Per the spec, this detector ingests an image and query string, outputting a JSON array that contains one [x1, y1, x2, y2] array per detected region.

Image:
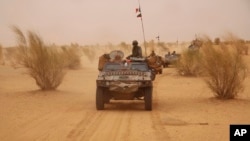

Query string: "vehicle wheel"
[[104, 92, 111, 104], [144, 87, 152, 111], [96, 86, 104, 110]]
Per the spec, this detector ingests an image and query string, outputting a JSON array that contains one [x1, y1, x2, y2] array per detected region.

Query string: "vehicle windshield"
[[104, 62, 149, 71], [130, 63, 148, 71], [104, 63, 123, 71]]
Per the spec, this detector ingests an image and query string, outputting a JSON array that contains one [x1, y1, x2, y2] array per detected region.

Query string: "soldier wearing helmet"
[[131, 40, 142, 58], [149, 50, 156, 57]]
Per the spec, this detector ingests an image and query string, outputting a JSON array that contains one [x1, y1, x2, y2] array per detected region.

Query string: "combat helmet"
[[132, 40, 138, 46]]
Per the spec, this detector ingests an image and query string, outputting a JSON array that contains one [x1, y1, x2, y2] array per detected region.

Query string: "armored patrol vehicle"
[[96, 50, 155, 110]]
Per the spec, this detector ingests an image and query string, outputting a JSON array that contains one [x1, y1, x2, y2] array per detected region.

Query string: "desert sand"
[[0, 47, 250, 141]]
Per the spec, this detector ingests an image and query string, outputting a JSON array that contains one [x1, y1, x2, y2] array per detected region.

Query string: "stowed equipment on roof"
[[98, 50, 163, 75], [98, 50, 125, 71], [145, 50, 164, 74], [98, 50, 145, 71]]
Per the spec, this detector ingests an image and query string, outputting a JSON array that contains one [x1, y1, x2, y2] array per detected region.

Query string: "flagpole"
[[137, 0, 147, 56]]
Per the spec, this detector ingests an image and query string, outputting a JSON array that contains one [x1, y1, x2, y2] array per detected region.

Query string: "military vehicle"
[[96, 50, 155, 110], [164, 52, 181, 67]]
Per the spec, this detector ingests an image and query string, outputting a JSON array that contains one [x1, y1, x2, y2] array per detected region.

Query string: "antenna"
[[137, 0, 147, 56]]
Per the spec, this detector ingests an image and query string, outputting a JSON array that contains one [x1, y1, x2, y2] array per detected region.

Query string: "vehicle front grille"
[[105, 71, 144, 76]]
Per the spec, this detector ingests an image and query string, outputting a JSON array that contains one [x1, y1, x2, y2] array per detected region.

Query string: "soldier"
[[131, 40, 142, 58], [171, 51, 176, 55], [126, 40, 143, 59], [149, 50, 156, 57]]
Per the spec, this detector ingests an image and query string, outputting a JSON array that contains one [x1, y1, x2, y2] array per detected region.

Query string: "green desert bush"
[[201, 41, 247, 99], [176, 49, 203, 76], [12, 26, 66, 90]]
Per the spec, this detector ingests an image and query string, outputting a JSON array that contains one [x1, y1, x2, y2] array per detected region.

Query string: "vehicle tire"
[[96, 86, 104, 110], [144, 87, 152, 111], [104, 92, 110, 104]]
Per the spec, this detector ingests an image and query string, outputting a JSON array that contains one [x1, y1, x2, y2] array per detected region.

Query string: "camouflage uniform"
[[131, 40, 142, 58]]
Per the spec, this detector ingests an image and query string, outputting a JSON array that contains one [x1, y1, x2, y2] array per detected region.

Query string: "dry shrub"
[[0, 44, 3, 65], [82, 47, 96, 62], [4, 47, 22, 68], [12, 26, 66, 90], [176, 49, 203, 76], [4, 47, 17, 60], [214, 37, 220, 45], [61, 46, 81, 69], [119, 42, 130, 54], [234, 39, 248, 55], [223, 33, 248, 55], [158, 46, 170, 53], [201, 40, 247, 99]]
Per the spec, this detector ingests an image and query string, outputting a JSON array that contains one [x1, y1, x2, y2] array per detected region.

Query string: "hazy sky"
[[0, 0, 250, 46]]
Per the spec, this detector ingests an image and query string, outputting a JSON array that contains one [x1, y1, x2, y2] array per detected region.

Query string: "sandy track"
[[1, 63, 250, 141], [0, 66, 170, 141], [65, 72, 169, 141]]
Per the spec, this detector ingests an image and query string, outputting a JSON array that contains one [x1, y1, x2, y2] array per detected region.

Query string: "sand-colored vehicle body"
[[96, 51, 154, 110]]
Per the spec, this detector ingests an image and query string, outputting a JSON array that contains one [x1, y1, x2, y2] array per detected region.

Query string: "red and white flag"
[[136, 8, 142, 18]]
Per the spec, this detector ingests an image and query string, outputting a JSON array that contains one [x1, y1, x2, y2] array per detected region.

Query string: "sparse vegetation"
[[222, 33, 248, 55], [82, 47, 96, 62], [214, 37, 220, 45], [61, 46, 81, 69], [176, 34, 248, 99], [4, 47, 20, 68], [176, 49, 203, 76], [0, 44, 3, 65], [201, 38, 247, 99], [12, 26, 66, 90], [119, 42, 130, 54], [157, 42, 170, 52]]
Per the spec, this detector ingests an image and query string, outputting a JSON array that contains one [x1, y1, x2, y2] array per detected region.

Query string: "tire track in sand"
[[1, 102, 93, 141], [67, 74, 170, 141], [66, 110, 104, 141], [67, 110, 133, 141], [150, 74, 170, 140]]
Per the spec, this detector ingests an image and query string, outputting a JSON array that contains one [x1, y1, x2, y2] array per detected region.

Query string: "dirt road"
[[1, 65, 250, 141]]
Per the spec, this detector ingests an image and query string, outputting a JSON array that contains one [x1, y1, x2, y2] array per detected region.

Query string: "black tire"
[[104, 92, 110, 104], [96, 86, 104, 110], [144, 87, 152, 111]]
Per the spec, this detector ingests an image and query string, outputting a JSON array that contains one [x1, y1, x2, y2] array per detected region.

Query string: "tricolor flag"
[[136, 8, 142, 18]]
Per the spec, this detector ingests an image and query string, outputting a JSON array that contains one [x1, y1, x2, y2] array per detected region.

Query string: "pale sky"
[[0, 0, 250, 46]]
